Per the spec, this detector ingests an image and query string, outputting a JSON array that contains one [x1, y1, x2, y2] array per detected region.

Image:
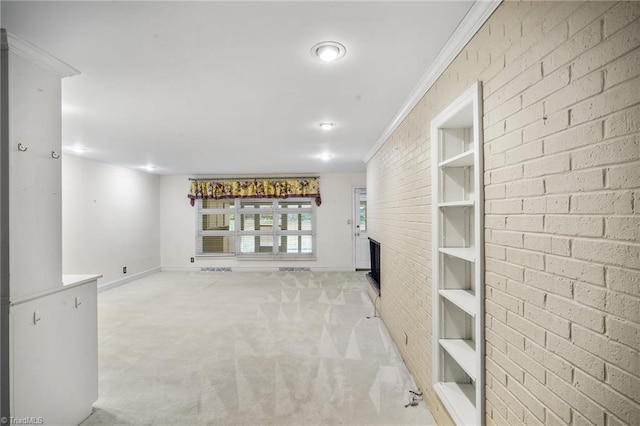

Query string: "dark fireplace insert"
[[366, 238, 381, 295]]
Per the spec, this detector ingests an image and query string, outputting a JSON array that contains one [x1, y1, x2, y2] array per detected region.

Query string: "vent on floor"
[[279, 267, 311, 272], [200, 267, 232, 272]]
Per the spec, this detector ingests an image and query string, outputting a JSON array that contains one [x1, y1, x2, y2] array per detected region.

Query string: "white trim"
[[363, 0, 500, 163], [161, 266, 355, 273], [4, 31, 80, 78], [97, 267, 161, 293]]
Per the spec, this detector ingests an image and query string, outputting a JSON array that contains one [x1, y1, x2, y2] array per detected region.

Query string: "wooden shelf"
[[439, 200, 474, 208], [439, 289, 476, 316], [439, 150, 474, 168], [434, 382, 476, 426], [439, 339, 477, 380], [439, 247, 475, 262]]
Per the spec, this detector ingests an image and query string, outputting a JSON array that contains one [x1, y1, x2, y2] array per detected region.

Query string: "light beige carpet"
[[80, 271, 434, 425]]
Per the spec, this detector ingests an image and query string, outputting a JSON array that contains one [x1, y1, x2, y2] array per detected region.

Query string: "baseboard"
[[97, 267, 161, 293], [161, 265, 356, 273]]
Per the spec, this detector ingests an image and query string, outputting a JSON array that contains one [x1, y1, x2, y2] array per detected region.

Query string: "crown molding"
[[364, 0, 501, 163], [1, 29, 80, 78]]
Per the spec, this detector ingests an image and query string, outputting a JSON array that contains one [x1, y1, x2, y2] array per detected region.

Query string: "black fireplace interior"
[[367, 238, 381, 295]]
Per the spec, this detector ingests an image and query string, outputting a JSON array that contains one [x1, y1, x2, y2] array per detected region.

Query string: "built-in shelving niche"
[[431, 81, 484, 426]]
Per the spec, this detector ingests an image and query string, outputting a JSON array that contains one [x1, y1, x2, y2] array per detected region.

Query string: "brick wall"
[[366, 2, 640, 425]]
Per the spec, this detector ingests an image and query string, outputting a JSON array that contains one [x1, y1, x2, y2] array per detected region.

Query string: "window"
[[196, 198, 315, 258]]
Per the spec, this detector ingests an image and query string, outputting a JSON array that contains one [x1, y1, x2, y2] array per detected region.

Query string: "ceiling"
[[1, 1, 475, 176]]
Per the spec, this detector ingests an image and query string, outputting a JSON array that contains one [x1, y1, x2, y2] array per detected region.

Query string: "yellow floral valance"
[[188, 177, 321, 206]]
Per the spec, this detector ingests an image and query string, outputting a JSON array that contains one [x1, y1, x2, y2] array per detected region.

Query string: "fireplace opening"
[[366, 238, 381, 295]]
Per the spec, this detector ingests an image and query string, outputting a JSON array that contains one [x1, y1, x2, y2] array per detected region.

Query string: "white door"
[[354, 188, 370, 270]]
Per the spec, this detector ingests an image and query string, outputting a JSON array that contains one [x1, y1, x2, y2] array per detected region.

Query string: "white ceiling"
[[1, 1, 475, 175]]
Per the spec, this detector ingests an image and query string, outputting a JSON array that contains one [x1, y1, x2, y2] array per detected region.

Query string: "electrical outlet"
[[405, 332, 408, 345], [190, 257, 195, 263], [123, 266, 127, 274]]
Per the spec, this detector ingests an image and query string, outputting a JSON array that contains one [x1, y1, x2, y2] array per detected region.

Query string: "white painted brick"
[[606, 316, 640, 350], [507, 310, 546, 346], [486, 298, 508, 323], [506, 343, 546, 384], [522, 197, 546, 214], [506, 370, 547, 422], [573, 282, 607, 311], [551, 237, 571, 257], [604, 47, 640, 90], [542, 2, 581, 35], [524, 233, 552, 253], [525, 340, 574, 383], [485, 152, 506, 170], [485, 184, 506, 200], [606, 266, 640, 297], [607, 162, 640, 189], [523, 66, 570, 107], [570, 75, 640, 126], [506, 102, 545, 134], [545, 69, 603, 114], [543, 120, 603, 155], [505, 178, 545, 197], [547, 195, 570, 213], [605, 216, 640, 243], [570, 191, 634, 214], [506, 247, 545, 271], [604, 1, 640, 37], [486, 94, 522, 126], [545, 169, 604, 194], [525, 269, 573, 298], [545, 215, 603, 237], [508, 280, 546, 307], [546, 333, 606, 381], [524, 153, 571, 178], [491, 164, 524, 184], [572, 135, 640, 169], [607, 364, 640, 405], [573, 238, 640, 269], [491, 316, 525, 351], [605, 104, 640, 139], [505, 140, 544, 165], [487, 328, 508, 355], [485, 215, 506, 230], [488, 230, 524, 248], [486, 243, 506, 261], [543, 18, 600, 74], [546, 294, 605, 333], [574, 370, 640, 426], [525, 374, 572, 424], [490, 371, 526, 421], [491, 343, 525, 383], [567, 2, 612, 37], [488, 129, 523, 153], [505, 215, 544, 232], [491, 287, 525, 314], [546, 254, 605, 286], [572, 12, 638, 79], [572, 325, 640, 377], [606, 291, 640, 324], [547, 372, 606, 426], [522, 109, 569, 144], [525, 303, 571, 339]]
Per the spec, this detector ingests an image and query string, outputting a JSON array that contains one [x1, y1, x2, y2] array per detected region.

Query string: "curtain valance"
[[188, 177, 321, 206]]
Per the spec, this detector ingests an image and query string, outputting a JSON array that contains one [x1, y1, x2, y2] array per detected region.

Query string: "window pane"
[[202, 214, 235, 231], [359, 195, 367, 232], [278, 200, 311, 209], [278, 213, 312, 231], [202, 199, 234, 210], [240, 235, 274, 254], [278, 235, 313, 254], [240, 214, 273, 231], [240, 200, 272, 209], [202, 236, 235, 254]]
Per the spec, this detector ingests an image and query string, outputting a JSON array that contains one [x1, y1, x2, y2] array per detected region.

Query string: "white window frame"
[[195, 198, 316, 259]]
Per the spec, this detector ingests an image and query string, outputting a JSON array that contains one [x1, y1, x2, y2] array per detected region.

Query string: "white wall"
[[62, 155, 161, 286], [160, 173, 366, 270]]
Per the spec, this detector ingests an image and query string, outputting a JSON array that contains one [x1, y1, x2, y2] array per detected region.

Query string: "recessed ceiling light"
[[319, 122, 335, 131], [143, 165, 157, 172], [319, 153, 332, 161], [70, 145, 87, 154], [311, 41, 346, 62]]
